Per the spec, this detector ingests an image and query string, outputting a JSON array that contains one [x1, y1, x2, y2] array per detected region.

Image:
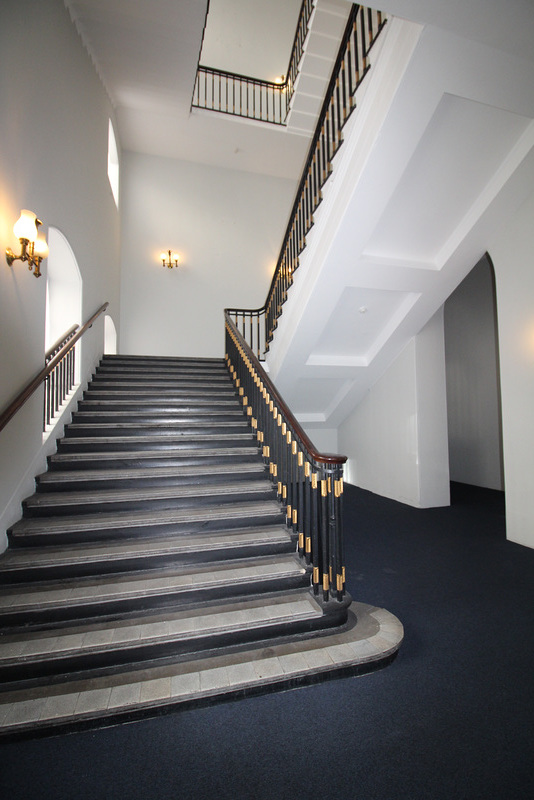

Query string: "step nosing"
[[10, 501, 284, 534]]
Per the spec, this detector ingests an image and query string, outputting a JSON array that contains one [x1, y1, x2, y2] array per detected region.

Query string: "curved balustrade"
[[0, 303, 109, 434], [225, 311, 348, 604], [229, 4, 386, 360]]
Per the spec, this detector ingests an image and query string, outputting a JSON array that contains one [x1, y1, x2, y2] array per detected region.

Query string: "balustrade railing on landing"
[[0, 303, 109, 435], [225, 312, 348, 606], [192, 0, 314, 125], [227, 4, 386, 360]]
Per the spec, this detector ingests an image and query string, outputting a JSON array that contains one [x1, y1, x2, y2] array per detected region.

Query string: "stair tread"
[[10, 500, 284, 535], [73, 411, 245, 419], [66, 421, 249, 431], [0, 526, 292, 570], [59, 433, 254, 444], [0, 556, 306, 611], [50, 446, 259, 462], [78, 400, 241, 407], [38, 462, 265, 485], [25, 480, 274, 509], [0, 593, 320, 664]]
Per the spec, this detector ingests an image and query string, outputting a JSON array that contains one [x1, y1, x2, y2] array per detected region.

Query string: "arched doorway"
[[444, 254, 504, 491], [104, 314, 117, 355]]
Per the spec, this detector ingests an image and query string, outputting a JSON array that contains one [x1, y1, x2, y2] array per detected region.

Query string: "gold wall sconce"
[[6, 209, 49, 278], [160, 250, 179, 269]]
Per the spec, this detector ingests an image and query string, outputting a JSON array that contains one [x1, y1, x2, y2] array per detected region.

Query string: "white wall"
[[120, 151, 294, 358], [444, 255, 504, 490], [338, 310, 450, 508], [491, 186, 534, 549], [0, 0, 121, 547]]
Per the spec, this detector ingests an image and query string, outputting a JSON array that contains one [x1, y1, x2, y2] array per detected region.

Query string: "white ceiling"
[[200, 0, 303, 81], [65, 0, 312, 179]]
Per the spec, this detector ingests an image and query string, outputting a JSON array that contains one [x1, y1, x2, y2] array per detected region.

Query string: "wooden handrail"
[[45, 325, 79, 361], [0, 302, 109, 434], [225, 311, 346, 466]]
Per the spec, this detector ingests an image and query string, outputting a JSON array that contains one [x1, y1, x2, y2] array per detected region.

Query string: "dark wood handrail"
[[0, 302, 109, 434], [45, 325, 79, 361], [225, 311, 346, 466]]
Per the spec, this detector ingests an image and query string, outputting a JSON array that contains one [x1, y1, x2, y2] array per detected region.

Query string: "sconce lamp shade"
[[13, 210, 38, 243], [33, 231, 49, 260]]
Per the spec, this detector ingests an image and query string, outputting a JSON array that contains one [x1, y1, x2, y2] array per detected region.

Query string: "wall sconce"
[[5, 209, 49, 278], [160, 250, 179, 269]]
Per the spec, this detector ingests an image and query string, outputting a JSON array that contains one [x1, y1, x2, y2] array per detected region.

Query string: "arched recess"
[[45, 226, 83, 382], [444, 253, 504, 491], [104, 314, 117, 355]]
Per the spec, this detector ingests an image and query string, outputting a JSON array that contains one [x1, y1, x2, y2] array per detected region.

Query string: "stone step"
[[47, 446, 261, 471], [71, 410, 245, 424], [92, 371, 233, 384], [63, 420, 251, 438], [56, 432, 256, 453], [0, 525, 295, 582], [86, 379, 235, 391], [9, 500, 286, 546], [0, 602, 402, 739], [83, 387, 238, 400], [101, 355, 226, 367], [77, 398, 242, 412], [23, 480, 276, 518], [36, 461, 267, 492], [0, 592, 322, 687], [0, 555, 309, 629]]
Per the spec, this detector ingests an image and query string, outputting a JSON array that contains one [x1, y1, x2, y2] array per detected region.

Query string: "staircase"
[[0, 355, 403, 736]]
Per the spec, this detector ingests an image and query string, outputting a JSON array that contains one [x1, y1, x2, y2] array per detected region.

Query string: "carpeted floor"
[[1, 482, 533, 800]]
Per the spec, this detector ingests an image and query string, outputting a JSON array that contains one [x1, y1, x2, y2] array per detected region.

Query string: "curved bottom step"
[[0, 602, 403, 740]]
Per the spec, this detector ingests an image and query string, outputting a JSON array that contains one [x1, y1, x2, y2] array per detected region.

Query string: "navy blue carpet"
[[1, 482, 533, 799]]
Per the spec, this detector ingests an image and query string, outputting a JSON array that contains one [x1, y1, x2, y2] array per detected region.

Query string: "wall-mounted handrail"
[[0, 302, 109, 434], [45, 325, 79, 361], [225, 311, 347, 604], [228, 4, 386, 360]]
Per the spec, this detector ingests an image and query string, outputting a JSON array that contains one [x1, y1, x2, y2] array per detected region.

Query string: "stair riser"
[[0, 573, 310, 631], [47, 451, 262, 471], [0, 540, 297, 584], [71, 413, 245, 424], [86, 381, 236, 390], [36, 469, 267, 493], [56, 437, 255, 453], [92, 376, 233, 387], [78, 402, 241, 413], [0, 613, 330, 689], [86, 381, 235, 392], [102, 355, 225, 364], [23, 488, 277, 518], [9, 510, 287, 547], [63, 423, 251, 438]]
